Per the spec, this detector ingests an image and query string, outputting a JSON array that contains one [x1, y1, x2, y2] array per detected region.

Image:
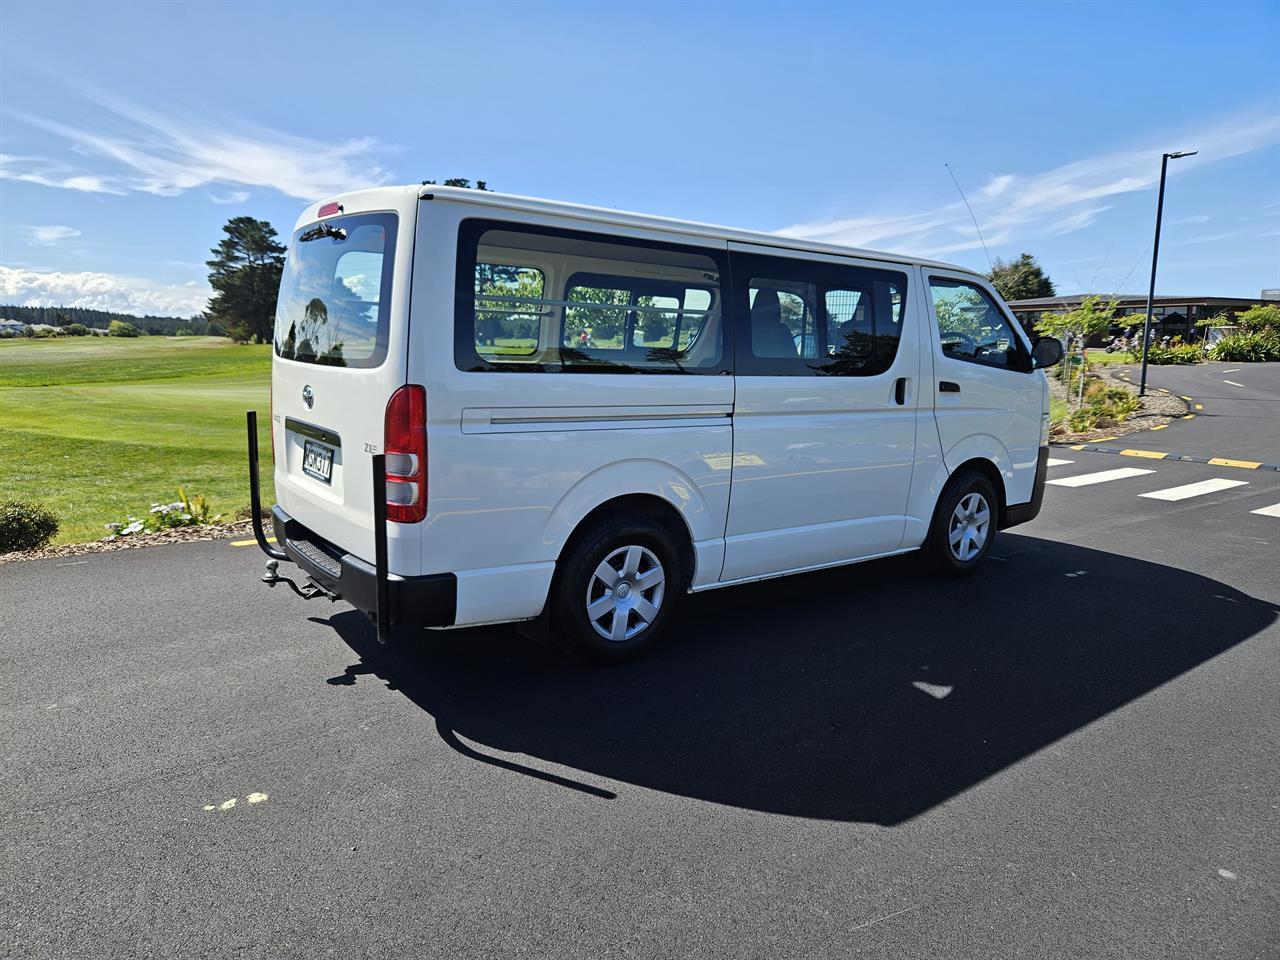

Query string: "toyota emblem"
[[302, 384, 314, 408]]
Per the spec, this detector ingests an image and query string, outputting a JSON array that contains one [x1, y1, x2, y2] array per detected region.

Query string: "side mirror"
[[1031, 336, 1064, 370]]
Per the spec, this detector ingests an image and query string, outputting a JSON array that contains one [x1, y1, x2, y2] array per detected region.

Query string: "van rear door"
[[270, 198, 414, 564]]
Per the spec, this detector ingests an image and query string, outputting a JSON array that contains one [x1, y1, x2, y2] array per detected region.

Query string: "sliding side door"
[[720, 244, 922, 582]]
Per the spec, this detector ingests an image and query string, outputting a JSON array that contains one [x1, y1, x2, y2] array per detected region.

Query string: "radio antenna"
[[945, 162, 993, 271]]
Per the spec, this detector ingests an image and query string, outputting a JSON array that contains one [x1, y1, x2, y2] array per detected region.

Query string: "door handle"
[[894, 377, 907, 405], [939, 381, 961, 393]]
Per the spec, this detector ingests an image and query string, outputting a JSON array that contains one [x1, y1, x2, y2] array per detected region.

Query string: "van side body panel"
[[410, 200, 733, 626]]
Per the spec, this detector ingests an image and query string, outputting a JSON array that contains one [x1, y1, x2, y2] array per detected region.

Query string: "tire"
[[925, 469, 998, 577], [549, 513, 684, 664]]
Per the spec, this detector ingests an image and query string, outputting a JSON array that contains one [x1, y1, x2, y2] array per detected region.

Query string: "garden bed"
[[0, 518, 258, 565], [1048, 366, 1187, 443]]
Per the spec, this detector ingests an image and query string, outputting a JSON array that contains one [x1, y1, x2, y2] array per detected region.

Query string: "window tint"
[[474, 263, 545, 357], [274, 212, 396, 368], [736, 254, 907, 376], [929, 278, 1027, 370], [457, 221, 725, 374]]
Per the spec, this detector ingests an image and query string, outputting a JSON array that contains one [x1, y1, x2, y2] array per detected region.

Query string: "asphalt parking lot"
[[4, 374, 1278, 960]]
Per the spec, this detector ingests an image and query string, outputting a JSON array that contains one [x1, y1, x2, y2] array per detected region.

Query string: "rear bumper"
[[270, 505, 457, 627], [1001, 446, 1049, 529]]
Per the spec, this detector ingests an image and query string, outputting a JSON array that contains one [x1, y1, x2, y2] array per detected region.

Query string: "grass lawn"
[[1, 337, 274, 545], [1084, 349, 1134, 365]]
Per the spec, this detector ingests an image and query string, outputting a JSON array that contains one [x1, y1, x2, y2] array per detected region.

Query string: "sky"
[[1, 0, 1278, 318]]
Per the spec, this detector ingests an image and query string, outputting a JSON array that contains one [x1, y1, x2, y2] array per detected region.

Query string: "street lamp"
[[1139, 149, 1198, 396]]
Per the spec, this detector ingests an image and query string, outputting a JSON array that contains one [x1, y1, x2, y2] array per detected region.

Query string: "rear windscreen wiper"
[[299, 223, 347, 243]]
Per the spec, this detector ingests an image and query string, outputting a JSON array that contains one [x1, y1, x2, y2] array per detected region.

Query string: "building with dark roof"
[[1008, 293, 1276, 341]]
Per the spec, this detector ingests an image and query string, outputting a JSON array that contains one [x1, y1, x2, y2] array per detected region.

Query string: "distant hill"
[[0, 304, 224, 337]]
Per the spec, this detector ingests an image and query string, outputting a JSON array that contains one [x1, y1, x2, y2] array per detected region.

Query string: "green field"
[[0, 337, 274, 545]]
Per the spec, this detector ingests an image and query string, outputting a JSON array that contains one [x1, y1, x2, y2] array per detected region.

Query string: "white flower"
[[122, 520, 144, 535]]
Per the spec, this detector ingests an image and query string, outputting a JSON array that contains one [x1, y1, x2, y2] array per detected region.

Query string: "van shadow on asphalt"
[[318, 533, 1277, 826]]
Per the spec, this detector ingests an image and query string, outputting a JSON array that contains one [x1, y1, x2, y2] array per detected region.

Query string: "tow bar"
[[247, 410, 394, 644]]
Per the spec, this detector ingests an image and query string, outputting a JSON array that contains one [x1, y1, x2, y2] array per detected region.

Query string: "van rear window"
[[274, 212, 397, 367], [457, 220, 726, 374]]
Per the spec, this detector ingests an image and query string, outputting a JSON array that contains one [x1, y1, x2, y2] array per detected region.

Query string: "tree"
[[108, 319, 141, 337], [205, 217, 286, 343], [1235, 303, 1280, 331], [987, 253, 1055, 302], [1036, 296, 1116, 386]]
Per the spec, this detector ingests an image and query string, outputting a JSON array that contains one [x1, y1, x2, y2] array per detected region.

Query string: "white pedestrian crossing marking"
[[1140, 478, 1249, 501], [1045, 458, 1074, 467], [1251, 502, 1280, 518], [1046, 467, 1155, 487]]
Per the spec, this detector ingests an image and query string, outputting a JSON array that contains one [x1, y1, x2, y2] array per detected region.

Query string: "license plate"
[[302, 439, 334, 484]]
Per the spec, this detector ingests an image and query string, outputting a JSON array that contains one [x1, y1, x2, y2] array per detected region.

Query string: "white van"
[[249, 185, 1062, 661]]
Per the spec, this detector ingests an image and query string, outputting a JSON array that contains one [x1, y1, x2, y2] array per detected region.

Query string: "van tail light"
[[383, 385, 427, 523]]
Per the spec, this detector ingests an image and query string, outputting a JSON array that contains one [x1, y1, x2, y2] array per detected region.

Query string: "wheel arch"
[[543, 460, 705, 585], [943, 456, 1007, 525]]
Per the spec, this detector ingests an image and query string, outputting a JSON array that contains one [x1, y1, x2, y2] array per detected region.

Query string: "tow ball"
[[261, 559, 335, 601]]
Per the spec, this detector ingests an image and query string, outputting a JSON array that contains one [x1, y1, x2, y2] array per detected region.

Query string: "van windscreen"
[[274, 212, 397, 367]]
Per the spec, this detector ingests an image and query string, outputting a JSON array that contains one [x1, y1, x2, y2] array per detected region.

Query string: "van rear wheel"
[[550, 514, 683, 663], [926, 470, 997, 576]]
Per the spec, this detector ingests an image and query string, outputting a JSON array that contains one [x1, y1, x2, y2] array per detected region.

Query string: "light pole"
[[1139, 149, 1197, 396]]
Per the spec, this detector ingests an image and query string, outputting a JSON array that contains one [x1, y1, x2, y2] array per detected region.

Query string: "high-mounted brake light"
[[383, 385, 427, 523], [317, 201, 343, 218]]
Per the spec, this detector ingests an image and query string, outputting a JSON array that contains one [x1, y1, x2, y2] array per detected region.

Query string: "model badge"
[[302, 384, 314, 408]]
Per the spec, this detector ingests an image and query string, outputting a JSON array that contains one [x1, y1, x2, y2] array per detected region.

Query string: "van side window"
[[474, 263, 546, 357], [929, 278, 1028, 370], [456, 220, 726, 374], [733, 253, 907, 377]]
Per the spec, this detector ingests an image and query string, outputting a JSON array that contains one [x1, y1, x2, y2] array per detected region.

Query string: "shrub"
[[108, 319, 141, 337], [1067, 409, 1098, 432], [1209, 330, 1280, 363], [1143, 342, 1201, 365], [66, 323, 90, 336], [0, 500, 60, 552]]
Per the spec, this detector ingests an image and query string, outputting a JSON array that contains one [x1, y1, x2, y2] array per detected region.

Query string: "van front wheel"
[[550, 515, 682, 663], [926, 471, 998, 576]]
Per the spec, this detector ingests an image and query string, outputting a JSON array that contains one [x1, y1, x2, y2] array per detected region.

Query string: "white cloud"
[[3, 83, 390, 201], [1172, 232, 1238, 246], [1170, 214, 1211, 225], [779, 110, 1280, 260], [0, 265, 210, 317], [28, 225, 82, 245], [0, 153, 122, 193], [209, 190, 250, 205]]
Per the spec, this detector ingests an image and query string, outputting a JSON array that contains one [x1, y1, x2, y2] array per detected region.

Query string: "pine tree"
[[205, 217, 286, 343]]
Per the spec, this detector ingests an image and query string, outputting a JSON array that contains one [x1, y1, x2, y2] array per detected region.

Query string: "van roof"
[[410, 184, 977, 276]]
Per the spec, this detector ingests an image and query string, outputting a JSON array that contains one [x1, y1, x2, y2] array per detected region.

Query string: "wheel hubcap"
[[948, 492, 991, 562], [586, 545, 665, 642]]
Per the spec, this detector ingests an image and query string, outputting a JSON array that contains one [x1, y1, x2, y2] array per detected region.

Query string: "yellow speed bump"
[[1195, 403, 1204, 410], [1120, 449, 1168, 459], [1207, 458, 1261, 470], [1182, 413, 1197, 420], [231, 537, 276, 547], [1150, 424, 1169, 430]]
